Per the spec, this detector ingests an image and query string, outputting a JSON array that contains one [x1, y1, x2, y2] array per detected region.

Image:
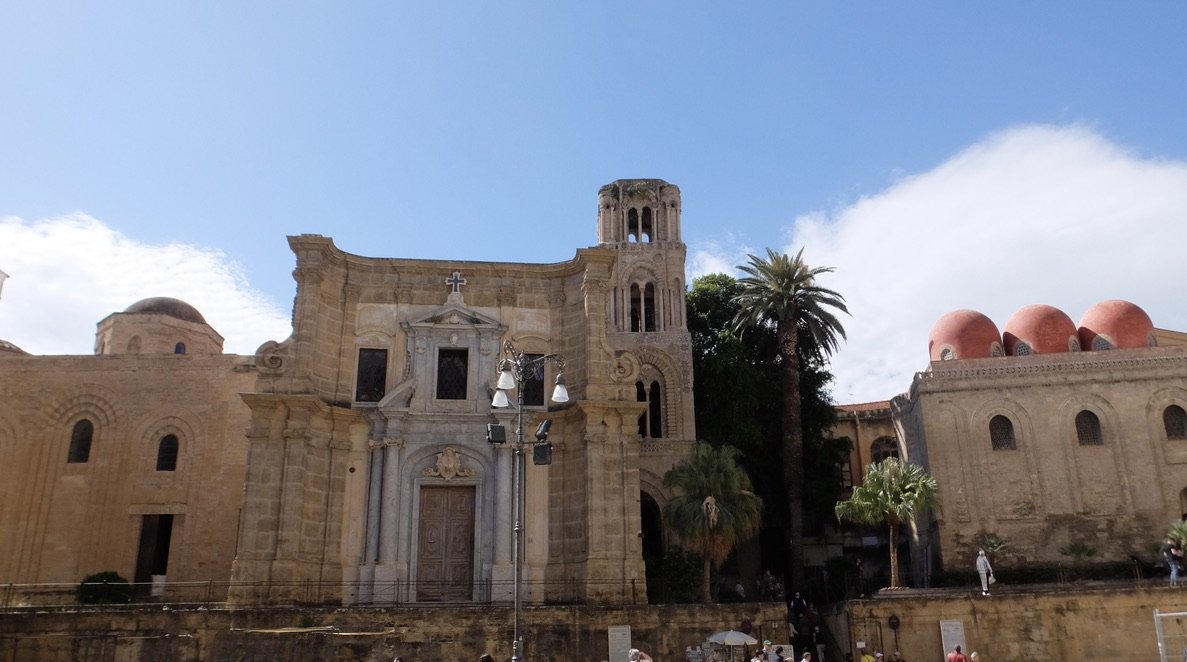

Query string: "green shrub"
[[77, 571, 133, 604]]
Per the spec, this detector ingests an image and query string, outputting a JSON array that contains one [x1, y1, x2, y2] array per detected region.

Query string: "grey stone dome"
[[124, 297, 207, 324]]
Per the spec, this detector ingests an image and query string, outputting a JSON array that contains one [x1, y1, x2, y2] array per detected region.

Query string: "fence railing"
[[0, 576, 655, 609]]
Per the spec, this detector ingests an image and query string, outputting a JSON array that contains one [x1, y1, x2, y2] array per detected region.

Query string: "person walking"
[[975, 550, 994, 595], [630, 648, 654, 662], [1164, 537, 1183, 587], [946, 645, 967, 662]]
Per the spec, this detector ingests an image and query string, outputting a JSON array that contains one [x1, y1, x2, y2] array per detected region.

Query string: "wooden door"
[[417, 485, 475, 601]]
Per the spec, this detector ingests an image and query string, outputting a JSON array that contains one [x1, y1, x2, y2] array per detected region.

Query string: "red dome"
[[1078, 299, 1155, 350], [1003, 304, 1079, 355], [928, 309, 1003, 361]]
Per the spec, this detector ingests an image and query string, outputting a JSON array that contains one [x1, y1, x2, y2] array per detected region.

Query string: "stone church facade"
[[891, 300, 1187, 575], [229, 179, 697, 605]]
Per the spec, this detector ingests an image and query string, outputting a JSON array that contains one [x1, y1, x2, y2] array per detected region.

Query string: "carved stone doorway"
[[417, 485, 475, 602]]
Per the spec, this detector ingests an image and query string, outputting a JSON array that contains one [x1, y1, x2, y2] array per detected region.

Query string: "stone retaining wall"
[[0, 602, 788, 661]]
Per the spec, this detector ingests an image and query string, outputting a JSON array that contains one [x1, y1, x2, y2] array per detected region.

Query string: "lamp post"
[[491, 339, 568, 662]]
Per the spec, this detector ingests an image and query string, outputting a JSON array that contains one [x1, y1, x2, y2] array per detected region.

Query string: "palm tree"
[[834, 457, 940, 589], [664, 442, 764, 603], [732, 248, 848, 587]]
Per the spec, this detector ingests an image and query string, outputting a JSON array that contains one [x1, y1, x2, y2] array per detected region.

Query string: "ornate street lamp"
[[490, 339, 568, 662]]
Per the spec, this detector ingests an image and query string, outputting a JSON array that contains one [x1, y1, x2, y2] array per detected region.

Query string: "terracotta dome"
[[928, 309, 1003, 361], [1078, 299, 1155, 350], [1003, 304, 1079, 356], [124, 297, 206, 324]]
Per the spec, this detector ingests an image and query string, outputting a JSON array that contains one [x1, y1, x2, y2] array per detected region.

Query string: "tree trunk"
[[888, 520, 900, 589], [702, 556, 713, 604], [778, 318, 806, 590]]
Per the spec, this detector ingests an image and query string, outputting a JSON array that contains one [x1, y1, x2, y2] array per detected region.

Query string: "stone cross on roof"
[[446, 271, 466, 293], [445, 270, 466, 305]]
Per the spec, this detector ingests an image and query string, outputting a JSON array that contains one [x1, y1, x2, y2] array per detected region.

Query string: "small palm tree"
[[835, 457, 940, 589], [664, 443, 764, 603], [1168, 520, 1187, 547], [732, 248, 848, 588]]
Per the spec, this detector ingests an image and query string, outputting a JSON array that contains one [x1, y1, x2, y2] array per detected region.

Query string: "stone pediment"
[[406, 303, 502, 330]]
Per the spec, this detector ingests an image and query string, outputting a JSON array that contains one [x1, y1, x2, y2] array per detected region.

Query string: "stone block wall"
[[0, 602, 787, 662]]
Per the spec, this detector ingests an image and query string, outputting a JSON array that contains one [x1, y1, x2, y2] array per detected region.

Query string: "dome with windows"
[[124, 297, 207, 324], [1002, 304, 1079, 355], [928, 309, 1003, 361], [1078, 299, 1156, 350]]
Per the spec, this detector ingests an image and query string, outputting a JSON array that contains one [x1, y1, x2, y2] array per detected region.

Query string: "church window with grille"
[[355, 348, 389, 402], [871, 436, 899, 463], [1075, 410, 1103, 445], [989, 415, 1016, 450], [1165, 405, 1187, 441], [1013, 341, 1032, 356], [436, 348, 468, 400], [156, 434, 179, 471], [68, 419, 93, 463], [636, 380, 663, 438]]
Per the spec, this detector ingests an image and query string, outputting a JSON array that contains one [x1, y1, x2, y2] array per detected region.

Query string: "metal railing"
[[0, 577, 653, 609]]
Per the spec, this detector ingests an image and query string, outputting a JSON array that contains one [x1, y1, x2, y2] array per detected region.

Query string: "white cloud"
[[0, 213, 292, 356], [690, 124, 1187, 404]]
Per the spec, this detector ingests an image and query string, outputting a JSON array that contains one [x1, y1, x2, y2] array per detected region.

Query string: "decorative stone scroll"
[[422, 447, 475, 480]]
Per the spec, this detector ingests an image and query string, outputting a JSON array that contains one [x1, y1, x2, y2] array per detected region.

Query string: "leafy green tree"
[[732, 248, 849, 587], [835, 458, 940, 589], [663, 442, 764, 602]]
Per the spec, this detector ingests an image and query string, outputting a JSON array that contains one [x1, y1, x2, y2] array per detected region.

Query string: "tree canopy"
[[663, 442, 764, 602], [835, 457, 940, 589]]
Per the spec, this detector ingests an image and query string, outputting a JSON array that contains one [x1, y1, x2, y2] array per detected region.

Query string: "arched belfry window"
[[629, 282, 658, 333], [156, 434, 179, 471], [636, 380, 663, 439], [640, 207, 653, 242], [1075, 410, 1103, 445], [627, 208, 640, 243], [1165, 405, 1187, 441], [871, 437, 899, 463], [989, 415, 1016, 450], [68, 419, 93, 463]]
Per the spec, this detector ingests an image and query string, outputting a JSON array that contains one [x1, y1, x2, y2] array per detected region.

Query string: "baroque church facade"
[[230, 178, 696, 605]]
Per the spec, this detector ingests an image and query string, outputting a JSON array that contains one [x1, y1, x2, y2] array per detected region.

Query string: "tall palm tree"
[[732, 248, 848, 588], [664, 442, 764, 603], [835, 457, 941, 589]]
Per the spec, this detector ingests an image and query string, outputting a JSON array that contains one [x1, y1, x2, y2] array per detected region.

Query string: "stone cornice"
[[913, 347, 1187, 393]]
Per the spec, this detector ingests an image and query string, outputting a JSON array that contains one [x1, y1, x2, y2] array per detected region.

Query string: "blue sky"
[[3, 3, 1187, 403]]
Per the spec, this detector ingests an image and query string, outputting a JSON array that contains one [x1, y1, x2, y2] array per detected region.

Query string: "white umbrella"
[[707, 630, 758, 646]]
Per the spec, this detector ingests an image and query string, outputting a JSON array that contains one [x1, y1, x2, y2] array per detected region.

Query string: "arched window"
[[1075, 410, 1103, 445], [627, 208, 640, 243], [939, 347, 955, 361], [174, 342, 186, 354], [640, 207, 653, 242], [989, 415, 1016, 450], [1013, 342, 1032, 356], [636, 380, 663, 439], [1092, 336, 1113, 351], [630, 284, 642, 332], [68, 419, 93, 463], [1165, 405, 1187, 441], [643, 283, 657, 332], [871, 437, 899, 463], [156, 434, 179, 471]]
